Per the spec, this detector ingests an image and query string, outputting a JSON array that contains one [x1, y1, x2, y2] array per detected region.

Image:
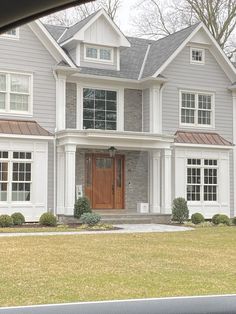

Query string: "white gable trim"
[[29, 21, 76, 68], [153, 22, 236, 82], [61, 9, 130, 48]]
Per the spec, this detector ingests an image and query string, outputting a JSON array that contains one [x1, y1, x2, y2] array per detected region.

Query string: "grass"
[[0, 227, 235, 306]]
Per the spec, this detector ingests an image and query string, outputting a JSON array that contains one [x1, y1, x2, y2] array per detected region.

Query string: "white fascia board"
[[153, 22, 236, 82], [61, 9, 130, 48], [173, 143, 233, 150], [29, 20, 76, 68], [0, 134, 53, 140]]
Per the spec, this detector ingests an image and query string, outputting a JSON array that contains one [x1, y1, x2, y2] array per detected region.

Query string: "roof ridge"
[[65, 9, 100, 31]]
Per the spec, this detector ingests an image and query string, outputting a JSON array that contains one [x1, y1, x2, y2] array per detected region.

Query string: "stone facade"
[[124, 89, 142, 132], [66, 82, 77, 129], [75, 149, 149, 211]]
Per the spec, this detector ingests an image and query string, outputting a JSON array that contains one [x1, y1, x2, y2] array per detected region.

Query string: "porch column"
[[56, 73, 66, 131], [56, 146, 65, 215], [64, 144, 76, 216], [161, 148, 172, 214], [149, 150, 161, 213]]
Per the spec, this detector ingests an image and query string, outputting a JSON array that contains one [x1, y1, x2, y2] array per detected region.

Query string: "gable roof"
[[175, 131, 232, 146], [141, 23, 200, 79], [58, 10, 98, 44]]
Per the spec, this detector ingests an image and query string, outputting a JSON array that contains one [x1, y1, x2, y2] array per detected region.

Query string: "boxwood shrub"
[[172, 197, 189, 223], [80, 212, 101, 226], [11, 212, 25, 226], [0, 215, 13, 227], [74, 197, 92, 218], [212, 214, 230, 226], [191, 213, 205, 225], [39, 212, 57, 226]]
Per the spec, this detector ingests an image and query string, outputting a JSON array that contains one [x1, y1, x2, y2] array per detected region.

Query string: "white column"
[[149, 150, 161, 213], [161, 148, 172, 214], [64, 144, 76, 216], [56, 73, 66, 131], [56, 146, 65, 215], [233, 91, 236, 215], [149, 84, 162, 134]]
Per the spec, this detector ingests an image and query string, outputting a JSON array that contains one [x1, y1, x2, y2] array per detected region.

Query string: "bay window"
[[0, 72, 32, 114], [187, 158, 218, 202], [0, 151, 32, 202], [180, 91, 214, 127], [83, 88, 117, 130]]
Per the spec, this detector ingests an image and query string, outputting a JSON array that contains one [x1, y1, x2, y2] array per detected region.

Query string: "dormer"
[[59, 9, 130, 71]]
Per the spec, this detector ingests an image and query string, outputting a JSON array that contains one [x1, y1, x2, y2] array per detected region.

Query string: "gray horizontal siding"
[[162, 45, 234, 214], [0, 24, 58, 210]]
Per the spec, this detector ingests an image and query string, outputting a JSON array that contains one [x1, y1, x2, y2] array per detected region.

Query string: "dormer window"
[[190, 48, 205, 64], [85, 45, 113, 63]]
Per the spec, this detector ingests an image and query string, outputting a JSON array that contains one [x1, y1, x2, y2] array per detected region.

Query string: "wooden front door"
[[85, 154, 124, 209]]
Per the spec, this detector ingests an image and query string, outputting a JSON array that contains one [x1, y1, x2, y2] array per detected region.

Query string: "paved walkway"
[[0, 224, 193, 237]]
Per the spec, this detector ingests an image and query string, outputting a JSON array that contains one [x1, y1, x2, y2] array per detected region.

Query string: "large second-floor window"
[[0, 72, 32, 114], [83, 88, 117, 130], [180, 91, 214, 127]]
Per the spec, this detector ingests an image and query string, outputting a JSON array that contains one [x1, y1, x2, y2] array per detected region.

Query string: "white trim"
[[57, 28, 68, 43], [138, 44, 151, 80], [190, 47, 205, 65], [233, 92, 236, 215], [29, 21, 76, 68], [0, 70, 33, 116], [0, 134, 52, 140], [0, 28, 19, 40], [60, 9, 130, 48], [84, 44, 114, 64], [179, 89, 215, 129], [173, 143, 232, 150], [152, 22, 236, 82]]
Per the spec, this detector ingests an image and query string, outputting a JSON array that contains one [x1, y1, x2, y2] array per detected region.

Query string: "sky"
[[116, 0, 138, 35]]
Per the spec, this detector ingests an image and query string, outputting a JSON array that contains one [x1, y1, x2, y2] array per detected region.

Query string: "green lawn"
[[0, 227, 235, 307]]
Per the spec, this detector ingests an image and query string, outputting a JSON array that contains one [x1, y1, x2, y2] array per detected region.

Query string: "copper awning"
[[175, 131, 232, 146]]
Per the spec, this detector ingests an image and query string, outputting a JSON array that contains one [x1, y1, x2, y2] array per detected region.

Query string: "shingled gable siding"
[[66, 82, 77, 129], [80, 43, 118, 71], [0, 24, 57, 211], [75, 149, 148, 211], [124, 89, 142, 132], [162, 45, 234, 215]]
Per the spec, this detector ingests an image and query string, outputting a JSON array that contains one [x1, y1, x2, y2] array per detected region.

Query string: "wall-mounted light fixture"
[[108, 146, 117, 157]]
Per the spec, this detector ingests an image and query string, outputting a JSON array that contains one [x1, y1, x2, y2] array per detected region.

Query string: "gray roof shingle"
[[44, 24, 67, 41]]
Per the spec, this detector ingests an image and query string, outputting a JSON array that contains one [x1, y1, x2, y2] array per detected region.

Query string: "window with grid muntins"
[[180, 92, 213, 127], [83, 88, 117, 131], [191, 49, 203, 62], [0, 72, 31, 113], [0, 151, 32, 202], [186, 158, 218, 202]]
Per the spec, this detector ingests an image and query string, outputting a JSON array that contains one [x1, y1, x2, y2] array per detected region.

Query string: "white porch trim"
[[64, 144, 76, 215], [149, 150, 161, 213]]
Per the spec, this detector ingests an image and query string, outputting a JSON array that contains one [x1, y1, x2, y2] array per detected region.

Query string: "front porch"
[[56, 129, 174, 220]]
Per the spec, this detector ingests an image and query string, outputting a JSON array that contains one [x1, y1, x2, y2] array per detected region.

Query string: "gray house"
[[0, 9, 235, 221]]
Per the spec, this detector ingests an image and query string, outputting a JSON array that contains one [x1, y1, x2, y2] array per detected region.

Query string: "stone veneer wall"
[[75, 149, 149, 211], [66, 82, 77, 129], [124, 89, 143, 132]]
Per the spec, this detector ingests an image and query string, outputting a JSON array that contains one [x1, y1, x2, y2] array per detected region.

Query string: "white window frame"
[[0, 151, 33, 204], [0, 28, 19, 40], [0, 70, 33, 116], [186, 158, 218, 204], [84, 44, 114, 64], [81, 86, 118, 131], [190, 47, 205, 65], [179, 90, 215, 129]]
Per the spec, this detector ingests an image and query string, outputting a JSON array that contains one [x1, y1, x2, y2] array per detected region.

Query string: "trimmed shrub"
[[212, 214, 230, 226], [74, 197, 91, 219], [0, 215, 13, 227], [39, 212, 57, 226], [80, 212, 101, 226], [191, 213, 205, 225], [11, 212, 25, 226], [172, 197, 189, 223], [232, 217, 236, 225], [212, 214, 220, 225]]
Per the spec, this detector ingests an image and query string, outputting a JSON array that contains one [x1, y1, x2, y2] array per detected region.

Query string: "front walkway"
[[0, 224, 193, 237]]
